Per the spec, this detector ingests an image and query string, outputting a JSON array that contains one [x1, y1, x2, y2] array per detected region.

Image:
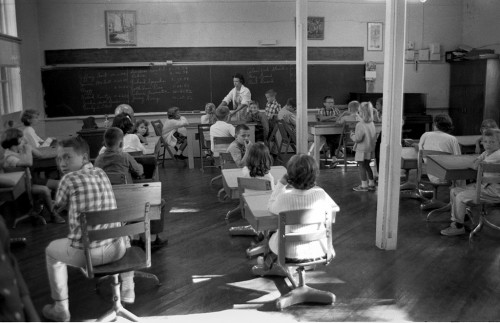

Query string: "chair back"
[[106, 172, 128, 185], [276, 208, 334, 268], [475, 162, 500, 203], [133, 155, 159, 182], [417, 149, 451, 182], [80, 182, 161, 278], [237, 177, 272, 196], [279, 120, 296, 144], [219, 152, 238, 170], [151, 120, 163, 137], [213, 136, 234, 154], [198, 124, 212, 150]]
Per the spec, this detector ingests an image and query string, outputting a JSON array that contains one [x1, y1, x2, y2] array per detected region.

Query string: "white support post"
[[375, 0, 407, 250], [296, 0, 308, 154]]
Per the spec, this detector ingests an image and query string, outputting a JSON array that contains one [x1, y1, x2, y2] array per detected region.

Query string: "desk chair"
[[216, 153, 239, 201], [226, 177, 271, 236], [198, 124, 215, 172], [210, 136, 236, 188], [274, 208, 335, 310], [80, 188, 160, 321], [277, 120, 296, 160], [338, 121, 357, 170], [467, 162, 500, 243], [267, 122, 281, 163], [417, 150, 452, 212], [151, 120, 176, 168], [0, 167, 46, 228], [133, 155, 159, 183], [106, 172, 128, 185]]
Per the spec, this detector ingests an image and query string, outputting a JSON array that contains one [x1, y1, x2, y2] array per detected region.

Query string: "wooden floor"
[[9, 158, 500, 322]]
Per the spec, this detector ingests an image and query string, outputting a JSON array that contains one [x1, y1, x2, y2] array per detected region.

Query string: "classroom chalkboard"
[[42, 64, 365, 117]]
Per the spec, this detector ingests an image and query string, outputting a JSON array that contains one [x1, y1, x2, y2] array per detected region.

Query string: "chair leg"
[[469, 215, 485, 243], [97, 275, 139, 322], [229, 224, 258, 236], [275, 268, 335, 310], [211, 174, 222, 187], [426, 203, 451, 221], [225, 205, 241, 221]]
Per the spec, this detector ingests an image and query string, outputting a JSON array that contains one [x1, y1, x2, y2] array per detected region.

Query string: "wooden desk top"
[[426, 154, 478, 181], [401, 147, 418, 170], [186, 122, 257, 129], [144, 136, 160, 155], [242, 191, 277, 231], [113, 182, 162, 220]]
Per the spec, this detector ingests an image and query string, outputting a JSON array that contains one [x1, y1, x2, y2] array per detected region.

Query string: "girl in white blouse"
[[98, 113, 146, 155]]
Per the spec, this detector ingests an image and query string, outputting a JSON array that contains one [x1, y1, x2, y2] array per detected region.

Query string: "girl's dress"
[[352, 121, 376, 161]]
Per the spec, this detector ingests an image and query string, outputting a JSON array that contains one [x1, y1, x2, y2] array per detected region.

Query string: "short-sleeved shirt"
[[419, 131, 461, 183], [55, 163, 118, 249], [3, 150, 21, 168], [22, 126, 43, 148], [209, 121, 235, 154], [265, 100, 282, 119], [223, 85, 251, 109]]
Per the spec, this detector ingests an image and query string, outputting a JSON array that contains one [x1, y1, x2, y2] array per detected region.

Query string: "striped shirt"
[[55, 163, 117, 249]]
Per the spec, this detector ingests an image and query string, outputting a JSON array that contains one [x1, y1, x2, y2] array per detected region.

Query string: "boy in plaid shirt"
[[43, 137, 134, 322]]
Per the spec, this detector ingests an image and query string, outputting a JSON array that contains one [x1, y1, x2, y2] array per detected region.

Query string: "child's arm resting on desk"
[[267, 175, 288, 214]]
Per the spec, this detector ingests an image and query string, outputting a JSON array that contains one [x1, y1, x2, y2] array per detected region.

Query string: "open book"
[[40, 137, 53, 148]]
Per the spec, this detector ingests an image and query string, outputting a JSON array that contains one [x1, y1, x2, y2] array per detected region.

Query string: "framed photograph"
[[307, 17, 324, 40], [367, 22, 383, 51], [105, 10, 137, 46]]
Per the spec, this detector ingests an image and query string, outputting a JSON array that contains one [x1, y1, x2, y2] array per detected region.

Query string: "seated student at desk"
[[163, 107, 189, 160], [241, 142, 275, 189], [21, 109, 54, 148], [243, 101, 269, 143], [336, 100, 360, 125], [99, 112, 146, 155], [227, 124, 253, 168], [264, 89, 282, 121], [132, 119, 150, 145], [252, 154, 337, 276], [277, 97, 297, 133], [475, 119, 499, 154], [315, 96, 342, 167], [210, 105, 235, 155], [200, 103, 217, 125], [441, 128, 500, 236]]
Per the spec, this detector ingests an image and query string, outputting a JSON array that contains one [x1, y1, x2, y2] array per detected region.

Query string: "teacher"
[[220, 73, 251, 121]]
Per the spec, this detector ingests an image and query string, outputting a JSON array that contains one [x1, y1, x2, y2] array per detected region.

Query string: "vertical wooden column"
[[375, 0, 407, 250], [296, 0, 308, 154]]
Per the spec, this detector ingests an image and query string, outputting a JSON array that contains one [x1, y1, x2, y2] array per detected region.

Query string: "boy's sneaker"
[[353, 185, 369, 192], [121, 287, 135, 304], [440, 222, 465, 236], [42, 303, 70, 322]]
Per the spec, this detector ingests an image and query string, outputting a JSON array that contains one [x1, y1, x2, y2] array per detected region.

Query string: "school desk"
[[185, 122, 256, 169], [400, 147, 418, 191], [221, 166, 287, 200], [143, 136, 161, 156], [308, 122, 382, 168]]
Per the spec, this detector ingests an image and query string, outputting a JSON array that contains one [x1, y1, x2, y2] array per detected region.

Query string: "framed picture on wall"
[[105, 10, 137, 46], [367, 22, 383, 51], [294, 17, 325, 40]]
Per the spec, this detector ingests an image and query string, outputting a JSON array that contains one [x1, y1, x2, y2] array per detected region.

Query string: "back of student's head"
[[58, 136, 90, 157], [286, 98, 296, 109], [112, 112, 134, 134], [483, 128, 500, 142], [286, 154, 318, 190], [1, 128, 23, 149], [347, 101, 360, 113], [215, 105, 230, 121], [481, 119, 499, 130], [20, 109, 39, 126], [359, 102, 374, 123], [433, 114, 453, 133], [235, 124, 250, 136], [205, 103, 216, 114], [167, 107, 180, 119], [103, 127, 124, 148], [246, 142, 272, 177]]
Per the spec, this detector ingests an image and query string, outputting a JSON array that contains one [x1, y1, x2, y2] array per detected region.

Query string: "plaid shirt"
[[55, 163, 118, 249], [265, 100, 282, 119]]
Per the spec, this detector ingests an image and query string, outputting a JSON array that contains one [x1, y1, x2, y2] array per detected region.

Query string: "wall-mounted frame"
[[367, 22, 383, 51], [105, 10, 137, 46], [307, 17, 324, 40]]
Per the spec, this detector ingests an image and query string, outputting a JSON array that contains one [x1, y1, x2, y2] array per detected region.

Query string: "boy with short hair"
[[264, 89, 281, 120], [243, 101, 269, 143], [43, 137, 134, 322], [227, 124, 252, 168], [210, 105, 236, 155], [95, 127, 144, 184]]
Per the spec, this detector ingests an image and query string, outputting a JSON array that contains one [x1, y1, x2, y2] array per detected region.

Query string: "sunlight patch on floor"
[[170, 207, 200, 213], [191, 274, 223, 283]]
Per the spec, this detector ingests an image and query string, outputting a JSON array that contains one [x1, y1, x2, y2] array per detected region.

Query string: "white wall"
[[16, 0, 467, 132], [462, 0, 500, 53]]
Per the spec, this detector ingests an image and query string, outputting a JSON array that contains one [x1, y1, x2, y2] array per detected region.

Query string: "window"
[[0, 0, 21, 115]]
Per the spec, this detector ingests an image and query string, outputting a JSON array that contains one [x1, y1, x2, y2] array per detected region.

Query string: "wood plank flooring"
[[8, 159, 500, 321]]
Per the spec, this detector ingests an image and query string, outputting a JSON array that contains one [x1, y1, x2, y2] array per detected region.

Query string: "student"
[[316, 96, 342, 167], [99, 112, 146, 155], [243, 100, 269, 143], [418, 114, 461, 184], [351, 102, 377, 192], [221, 73, 251, 121], [162, 107, 189, 160], [21, 109, 53, 148], [227, 124, 252, 168], [475, 119, 499, 154], [336, 100, 360, 125], [133, 119, 150, 144], [1, 128, 65, 224], [94, 127, 144, 184], [43, 137, 134, 322], [200, 103, 217, 125], [373, 97, 383, 123], [277, 97, 297, 133], [209, 105, 235, 155], [241, 141, 275, 189], [95, 128, 168, 248], [441, 128, 500, 236], [264, 89, 281, 120], [0, 217, 39, 321], [374, 98, 383, 171], [252, 154, 337, 276]]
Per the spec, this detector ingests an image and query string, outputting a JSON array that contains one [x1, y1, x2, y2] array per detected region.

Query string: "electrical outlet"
[[407, 41, 415, 50]]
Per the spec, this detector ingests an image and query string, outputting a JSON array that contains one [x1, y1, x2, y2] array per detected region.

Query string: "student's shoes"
[[440, 222, 465, 236], [152, 236, 168, 249], [368, 185, 377, 191], [42, 303, 70, 322], [353, 185, 369, 192], [51, 212, 66, 224], [329, 161, 339, 169], [121, 287, 135, 304]]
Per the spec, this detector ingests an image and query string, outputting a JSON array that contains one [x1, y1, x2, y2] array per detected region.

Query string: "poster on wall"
[[367, 22, 383, 51], [105, 10, 137, 46]]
